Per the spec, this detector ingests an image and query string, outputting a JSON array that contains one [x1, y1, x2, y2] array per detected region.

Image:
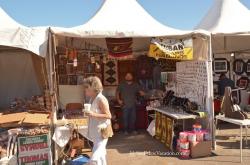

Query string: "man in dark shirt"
[[217, 73, 235, 96], [116, 73, 144, 135]]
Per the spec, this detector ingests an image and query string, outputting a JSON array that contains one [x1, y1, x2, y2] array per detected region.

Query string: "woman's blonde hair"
[[83, 76, 103, 93]]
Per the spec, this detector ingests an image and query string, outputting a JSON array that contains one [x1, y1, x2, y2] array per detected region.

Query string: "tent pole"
[[209, 33, 215, 150]]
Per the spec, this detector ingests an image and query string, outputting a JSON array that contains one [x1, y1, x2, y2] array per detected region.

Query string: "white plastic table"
[[215, 115, 250, 163], [152, 106, 197, 120], [147, 106, 198, 130]]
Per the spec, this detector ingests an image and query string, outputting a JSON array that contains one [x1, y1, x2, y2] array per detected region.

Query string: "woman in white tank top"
[[83, 76, 112, 165]]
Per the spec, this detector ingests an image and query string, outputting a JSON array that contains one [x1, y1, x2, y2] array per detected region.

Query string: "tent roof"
[[52, 0, 193, 37], [195, 0, 250, 34], [0, 7, 48, 57], [0, 7, 24, 28]]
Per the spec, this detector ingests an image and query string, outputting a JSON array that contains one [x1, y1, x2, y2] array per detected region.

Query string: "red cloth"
[[106, 38, 133, 59], [214, 99, 221, 113]]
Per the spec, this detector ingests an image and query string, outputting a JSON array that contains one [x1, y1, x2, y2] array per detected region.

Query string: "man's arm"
[[136, 83, 145, 96], [139, 90, 145, 96], [116, 86, 123, 105]]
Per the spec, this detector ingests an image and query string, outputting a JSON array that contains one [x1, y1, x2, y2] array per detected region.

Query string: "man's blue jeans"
[[123, 106, 136, 132]]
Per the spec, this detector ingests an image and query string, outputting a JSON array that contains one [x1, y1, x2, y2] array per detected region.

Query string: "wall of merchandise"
[[56, 48, 118, 87], [176, 61, 208, 107], [56, 50, 103, 85]]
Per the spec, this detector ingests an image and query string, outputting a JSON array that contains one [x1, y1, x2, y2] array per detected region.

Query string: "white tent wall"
[[0, 48, 46, 108], [212, 35, 250, 54]]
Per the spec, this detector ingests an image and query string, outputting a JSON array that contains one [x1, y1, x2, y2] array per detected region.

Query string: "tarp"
[[0, 7, 48, 57], [195, 0, 250, 54]]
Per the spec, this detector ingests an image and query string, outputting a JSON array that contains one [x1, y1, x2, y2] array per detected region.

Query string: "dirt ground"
[[106, 123, 250, 165]]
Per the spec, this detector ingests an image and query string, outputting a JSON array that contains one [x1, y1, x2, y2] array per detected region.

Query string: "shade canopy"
[[196, 0, 250, 54], [51, 0, 193, 38], [0, 7, 48, 57], [196, 0, 250, 34]]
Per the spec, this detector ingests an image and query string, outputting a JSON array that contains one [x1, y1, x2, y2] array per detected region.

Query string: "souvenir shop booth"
[[49, 0, 214, 162], [196, 0, 250, 162], [196, 0, 250, 113], [0, 8, 54, 165]]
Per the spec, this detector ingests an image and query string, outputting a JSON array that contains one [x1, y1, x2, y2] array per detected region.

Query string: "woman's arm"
[[89, 99, 111, 119]]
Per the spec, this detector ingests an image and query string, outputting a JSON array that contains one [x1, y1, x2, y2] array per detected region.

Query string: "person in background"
[[116, 72, 145, 135], [217, 73, 235, 96], [83, 76, 112, 165]]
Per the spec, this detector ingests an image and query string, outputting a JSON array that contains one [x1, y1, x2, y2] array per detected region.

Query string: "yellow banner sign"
[[148, 38, 193, 60]]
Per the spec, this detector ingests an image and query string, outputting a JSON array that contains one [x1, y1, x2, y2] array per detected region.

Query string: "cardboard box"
[[0, 112, 26, 125], [190, 141, 212, 158], [22, 113, 50, 125], [18, 134, 50, 154], [18, 149, 52, 165]]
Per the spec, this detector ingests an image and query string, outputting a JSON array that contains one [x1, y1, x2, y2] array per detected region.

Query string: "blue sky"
[[0, 0, 250, 30]]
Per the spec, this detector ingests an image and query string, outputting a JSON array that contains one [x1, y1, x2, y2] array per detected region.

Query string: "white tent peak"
[[53, 0, 187, 37], [195, 0, 250, 34], [0, 7, 24, 28]]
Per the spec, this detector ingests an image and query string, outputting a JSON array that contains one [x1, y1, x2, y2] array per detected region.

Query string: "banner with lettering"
[[18, 150, 51, 165], [148, 38, 193, 60], [106, 38, 133, 59], [18, 134, 50, 154]]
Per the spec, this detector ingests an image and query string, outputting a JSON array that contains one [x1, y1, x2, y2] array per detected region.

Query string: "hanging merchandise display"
[[57, 48, 103, 85], [176, 61, 208, 109], [148, 38, 193, 60], [103, 59, 119, 86], [106, 38, 133, 59], [233, 59, 245, 75]]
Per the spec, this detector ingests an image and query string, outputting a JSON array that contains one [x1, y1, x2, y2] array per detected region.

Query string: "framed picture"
[[76, 63, 84, 74], [68, 75, 77, 85], [213, 59, 228, 73], [59, 75, 68, 85], [237, 77, 249, 89], [233, 59, 245, 75], [246, 60, 250, 74], [238, 79, 248, 89], [58, 65, 66, 75], [58, 54, 67, 65], [77, 75, 84, 85], [66, 64, 76, 75], [231, 89, 241, 104]]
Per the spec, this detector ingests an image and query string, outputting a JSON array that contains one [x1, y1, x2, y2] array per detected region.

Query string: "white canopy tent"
[[49, 0, 214, 144], [195, 0, 250, 54], [0, 7, 48, 108], [50, 0, 210, 58], [52, 0, 187, 38]]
